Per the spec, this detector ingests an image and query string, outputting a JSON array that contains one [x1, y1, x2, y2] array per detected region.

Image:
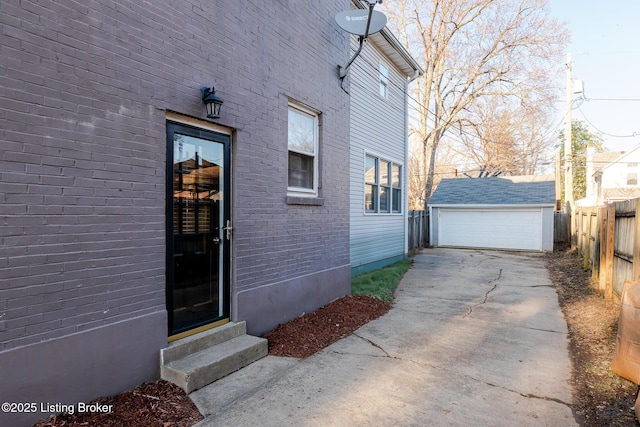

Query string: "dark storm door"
[[166, 121, 231, 337]]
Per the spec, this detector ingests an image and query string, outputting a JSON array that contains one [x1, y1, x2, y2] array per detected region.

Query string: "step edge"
[[166, 335, 267, 373], [161, 321, 247, 364]]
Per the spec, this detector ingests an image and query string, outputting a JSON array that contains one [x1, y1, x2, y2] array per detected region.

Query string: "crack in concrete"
[[347, 334, 446, 373], [481, 379, 574, 409], [344, 333, 574, 411], [342, 335, 575, 410], [352, 333, 396, 359], [521, 326, 567, 334], [463, 268, 503, 318], [470, 250, 501, 267]]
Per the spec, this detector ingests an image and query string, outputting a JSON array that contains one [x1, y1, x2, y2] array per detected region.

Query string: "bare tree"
[[407, 140, 462, 208], [454, 98, 519, 175], [381, 0, 568, 207], [453, 95, 559, 175]]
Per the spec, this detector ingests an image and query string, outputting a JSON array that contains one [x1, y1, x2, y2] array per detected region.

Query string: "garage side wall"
[[542, 207, 554, 251], [430, 207, 440, 247]]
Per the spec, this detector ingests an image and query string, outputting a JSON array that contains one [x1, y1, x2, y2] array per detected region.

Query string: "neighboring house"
[[348, 0, 422, 275], [428, 176, 555, 252], [0, 1, 352, 425], [581, 144, 640, 206]]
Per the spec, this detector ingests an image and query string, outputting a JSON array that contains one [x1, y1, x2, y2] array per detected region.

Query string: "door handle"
[[212, 236, 221, 245], [223, 220, 233, 240]]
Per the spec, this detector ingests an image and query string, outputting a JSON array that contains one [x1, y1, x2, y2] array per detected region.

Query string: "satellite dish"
[[335, 9, 387, 36]]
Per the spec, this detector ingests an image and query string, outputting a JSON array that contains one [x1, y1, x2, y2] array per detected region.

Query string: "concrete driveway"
[[192, 248, 576, 426]]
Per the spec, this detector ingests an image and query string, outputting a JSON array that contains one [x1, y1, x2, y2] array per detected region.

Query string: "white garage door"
[[438, 208, 542, 251]]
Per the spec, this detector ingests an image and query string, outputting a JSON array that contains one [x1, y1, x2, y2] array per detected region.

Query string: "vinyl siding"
[[349, 35, 407, 271]]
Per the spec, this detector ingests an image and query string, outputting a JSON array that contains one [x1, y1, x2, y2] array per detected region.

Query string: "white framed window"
[[365, 154, 402, 213], [365, 155, 378, 212], [288, 103, 319, 196], [391, 163, 402, 213], [379, 63, 389, 98]]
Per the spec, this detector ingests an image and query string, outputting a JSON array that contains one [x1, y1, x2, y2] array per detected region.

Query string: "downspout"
[[404, 69, 422, 254]]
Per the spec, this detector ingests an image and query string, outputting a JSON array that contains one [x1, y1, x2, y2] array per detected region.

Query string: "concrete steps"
[[161, 322, 268, 393]]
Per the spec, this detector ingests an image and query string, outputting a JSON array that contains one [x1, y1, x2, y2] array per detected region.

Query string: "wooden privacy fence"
[[554, 212, 570, 247], [408, 210, 429, 252], [575, 198, 640, 301]]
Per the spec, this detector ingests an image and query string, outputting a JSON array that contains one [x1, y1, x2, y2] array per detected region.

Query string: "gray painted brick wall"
[[1, 0, 350, 353]]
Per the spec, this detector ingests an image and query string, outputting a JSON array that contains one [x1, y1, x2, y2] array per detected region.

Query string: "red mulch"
[[32, 380, 203, 427], [32, 294, 390, 426], [264, 295, 392, 358]]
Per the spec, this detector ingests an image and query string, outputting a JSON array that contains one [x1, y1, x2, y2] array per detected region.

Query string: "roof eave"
[[351, 0, 423, 77]]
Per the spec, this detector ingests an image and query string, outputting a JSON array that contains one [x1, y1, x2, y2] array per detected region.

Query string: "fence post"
[[634, 199, 640, 282], [583, 210, 591, 270], [604, 205, 615, 300], [409, 211, 413, 250], [425, 210, 429, 247], [592, 208, 601, 281], [575, 209, 581, 253], [598, 206, 607, 290], [408, 211, 414, 251], [423, 211, 427, 247], [568, 205, 574, 250]]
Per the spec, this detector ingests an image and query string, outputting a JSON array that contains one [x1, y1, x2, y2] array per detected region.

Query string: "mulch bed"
[[264, 295, 391, 358], [33, 380, 203, 427]]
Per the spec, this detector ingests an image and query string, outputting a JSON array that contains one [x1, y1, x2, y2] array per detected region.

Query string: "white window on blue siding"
[[288, 103, 318, 195], [379, 63, 389, 98], [365, 154, 402, 214], [365, 155, 378, 212], [391, 163, 402, 213]]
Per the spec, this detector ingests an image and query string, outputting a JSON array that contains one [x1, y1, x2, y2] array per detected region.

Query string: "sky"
[[548, 0, 640, 152]]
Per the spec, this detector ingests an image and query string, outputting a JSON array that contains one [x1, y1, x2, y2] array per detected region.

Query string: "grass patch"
[[351, 259, 412, 302]]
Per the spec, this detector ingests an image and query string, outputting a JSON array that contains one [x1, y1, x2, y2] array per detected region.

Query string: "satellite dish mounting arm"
[[339, 1, 377, 80]]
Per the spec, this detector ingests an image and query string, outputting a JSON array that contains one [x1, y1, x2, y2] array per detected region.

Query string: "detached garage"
[[428, 175, 556, 252]]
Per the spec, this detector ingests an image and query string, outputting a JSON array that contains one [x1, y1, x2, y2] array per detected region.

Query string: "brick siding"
[[0, 0, 350, 351]]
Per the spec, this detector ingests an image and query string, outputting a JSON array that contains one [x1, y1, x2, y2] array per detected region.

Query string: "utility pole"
[[564, 52, 573, 213]]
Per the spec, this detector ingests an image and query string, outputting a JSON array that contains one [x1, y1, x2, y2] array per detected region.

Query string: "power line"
[[353, 48, 560, 151], [587, 98, 640, 102], [558, 97, 640, 102], [577, 104, 640, 139], [348, 43, 563, 174]]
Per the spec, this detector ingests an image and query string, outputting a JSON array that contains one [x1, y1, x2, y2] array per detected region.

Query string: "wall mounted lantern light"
[[201, 86, 223, 119]]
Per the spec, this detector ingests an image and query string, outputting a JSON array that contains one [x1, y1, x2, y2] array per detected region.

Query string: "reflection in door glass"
[[172, 133, 224, 333]]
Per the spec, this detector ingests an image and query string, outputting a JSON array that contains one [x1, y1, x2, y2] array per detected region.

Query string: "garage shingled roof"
[[428, 175, 556, 206]]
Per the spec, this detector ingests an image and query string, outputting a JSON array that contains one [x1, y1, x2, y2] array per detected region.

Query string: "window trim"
[[365, 155, 379, 213], [364, 152, 402, 215], [287, 102, 319, 197]]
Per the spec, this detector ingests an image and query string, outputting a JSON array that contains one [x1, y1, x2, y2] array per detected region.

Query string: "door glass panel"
[[172, 133, 224, 333]]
